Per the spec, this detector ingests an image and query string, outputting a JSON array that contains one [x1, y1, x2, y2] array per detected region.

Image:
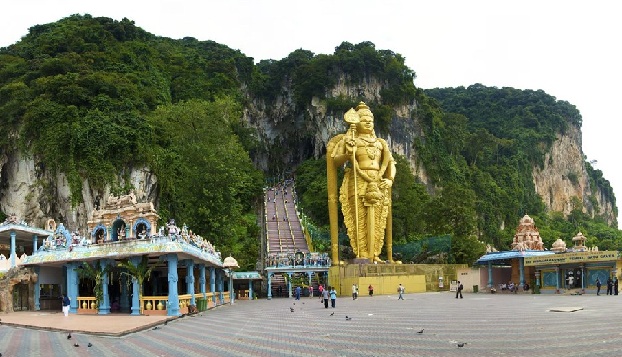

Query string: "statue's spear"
[[344, 108, 360, 258]]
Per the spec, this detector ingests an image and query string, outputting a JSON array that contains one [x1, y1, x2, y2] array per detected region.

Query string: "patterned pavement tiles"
[[2, 292, 622, 356]]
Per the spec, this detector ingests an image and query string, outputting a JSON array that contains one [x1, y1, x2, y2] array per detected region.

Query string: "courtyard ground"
[[0, 291, 620, 356]]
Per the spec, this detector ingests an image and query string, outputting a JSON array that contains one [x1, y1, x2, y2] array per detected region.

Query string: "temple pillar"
[[228, 270, 234, 304], [184, 260, 195, 306], [34, 266, 41, 311], [209, 267, 216, 305], [167, 254, 180, 316], [33, 234, 38, 254], [98, 260, 112, 314], [287, 273, 292, 298], [555, 266, 561, 294], [65, 262, 80, 314], [580, 265, 585, 293], [487, 262, 493, 288], [198, 264, 206, 299], [10, 231, 16, 267], [519, 257, 525, 286], [129, 256, 141, 315], [267, 274, 273, 300], [248, 279, 253, 300]]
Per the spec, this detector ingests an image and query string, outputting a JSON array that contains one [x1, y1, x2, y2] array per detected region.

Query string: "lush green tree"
[[144, 98, 264, 270], [390, 155, 429, 244]]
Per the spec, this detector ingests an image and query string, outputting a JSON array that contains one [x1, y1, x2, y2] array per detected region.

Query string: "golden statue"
[[327, 102, 396, 264]]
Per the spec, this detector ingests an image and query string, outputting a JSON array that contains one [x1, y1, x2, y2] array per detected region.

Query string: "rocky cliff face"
[[532, 125, 616, 225], [0, 150, 158, 233], [0, 82, 615, 231], [242, 74, 430, 185]]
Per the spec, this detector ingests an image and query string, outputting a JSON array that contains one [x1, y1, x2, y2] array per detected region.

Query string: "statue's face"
[[357, 114, 374, 134]]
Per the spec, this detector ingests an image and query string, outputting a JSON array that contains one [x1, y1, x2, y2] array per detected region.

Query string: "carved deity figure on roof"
[[327, 102, 396, 264]]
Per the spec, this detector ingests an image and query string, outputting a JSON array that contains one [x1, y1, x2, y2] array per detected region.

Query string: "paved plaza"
[[1, 291, 621, 356]]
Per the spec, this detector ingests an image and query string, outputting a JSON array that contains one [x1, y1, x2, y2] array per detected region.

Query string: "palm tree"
[[117, 255, 154, 314], [77, 261, 112, 309]]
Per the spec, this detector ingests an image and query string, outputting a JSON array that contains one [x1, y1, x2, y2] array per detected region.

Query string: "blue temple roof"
[[476, 250, 555, 264], [232, 271, 262, 280]]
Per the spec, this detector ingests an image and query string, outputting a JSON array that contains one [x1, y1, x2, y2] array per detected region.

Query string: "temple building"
[[473, 215, 620, 294], [0, 194, 234, 315]]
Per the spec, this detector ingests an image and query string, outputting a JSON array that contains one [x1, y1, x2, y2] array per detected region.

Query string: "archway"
[[112, 219, 127, 241]]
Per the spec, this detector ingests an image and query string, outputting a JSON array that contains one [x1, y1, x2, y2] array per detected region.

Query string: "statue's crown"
[[355, 101, 370, 111]]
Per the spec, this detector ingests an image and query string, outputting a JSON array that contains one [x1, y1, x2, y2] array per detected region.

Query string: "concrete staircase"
[[265, 182, 308, 254]]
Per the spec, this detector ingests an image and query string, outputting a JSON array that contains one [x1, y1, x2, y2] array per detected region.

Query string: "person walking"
[[615, 277, 619, 296], [62, 294, 71, 316], [397, 284, 405, 300], [295, 286, 301, 300], [318, 284, 324, 302], [456, 281, 464, 299], [352, 284, 358, 300], [596, 278, 602, 295], [322, 286, 330, 308], [309, 285, 314, 298], [330, 287, 337, 308], [368, 284, 374, 297]]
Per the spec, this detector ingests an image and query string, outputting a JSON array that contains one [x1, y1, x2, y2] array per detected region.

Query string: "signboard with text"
[[524, 251, 619, 266]]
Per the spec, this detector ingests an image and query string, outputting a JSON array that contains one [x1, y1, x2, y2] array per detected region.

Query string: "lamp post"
[[223, 256, 239, 305]]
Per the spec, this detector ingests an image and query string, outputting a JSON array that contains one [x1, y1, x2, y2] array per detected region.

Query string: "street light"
[[223, 256, 239, 304]]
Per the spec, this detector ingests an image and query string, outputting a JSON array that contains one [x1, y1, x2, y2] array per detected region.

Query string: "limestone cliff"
[[532, 125, 616, 225], [242, 74, 431, 186], [0, 149, 158, 233], [0, 81, 615, 231]]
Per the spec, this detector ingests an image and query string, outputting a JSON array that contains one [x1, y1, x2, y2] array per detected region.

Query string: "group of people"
[[595, 277, 619, 296], [318, 285, 337, 308]]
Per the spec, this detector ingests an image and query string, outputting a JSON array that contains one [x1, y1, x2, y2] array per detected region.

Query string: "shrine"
[[1, 193, 234, 315], [474, 215, 620, 294]]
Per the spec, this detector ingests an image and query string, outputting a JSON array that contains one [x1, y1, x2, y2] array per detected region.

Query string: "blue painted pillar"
[[185, 260, 195, 306], [555, 267, 561, 294], [519, 258, 525, 286], [248, 279, 254, 300], [129, 256, 141, 315], [33, 235, 38, 254], [267, 274, 273, 300], [581, 265, 586, 292], [34, 266, 41, 310], [488, 262, 493, 288], [99, 260, 111, 314], [120, 274, 130, 312], [307, 272, 313, 287], [198, 264, 206, 299], [167, 254, 180, 316], [210, 267, 216, 305], [287, 273, 293, 298], [65, 262, 79, 314], [10, 231, 16, 267], [107, 226, 113, 242]]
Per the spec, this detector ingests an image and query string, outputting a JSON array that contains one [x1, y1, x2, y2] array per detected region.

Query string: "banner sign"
[[524, 251, 619, 266]]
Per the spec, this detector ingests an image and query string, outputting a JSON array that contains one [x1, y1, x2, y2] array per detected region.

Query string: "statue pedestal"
[[350, 258, 371, 265]]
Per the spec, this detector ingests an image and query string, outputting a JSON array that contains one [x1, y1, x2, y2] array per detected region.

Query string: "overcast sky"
[[2, 1, 620, 228]]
